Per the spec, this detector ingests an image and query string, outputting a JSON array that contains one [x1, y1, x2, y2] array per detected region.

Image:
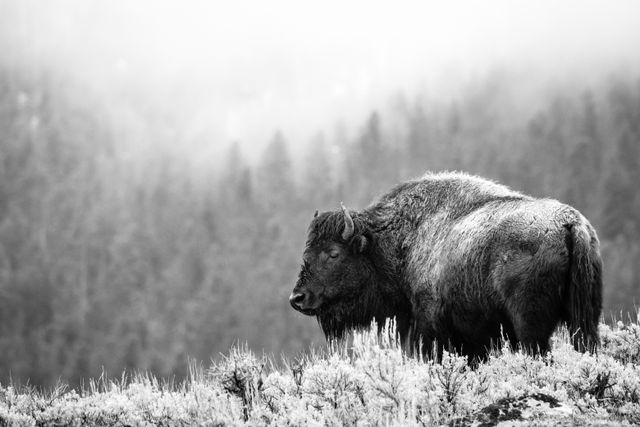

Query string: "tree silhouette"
[[256, 130, 295, 211], [303, 131, 334, 207]]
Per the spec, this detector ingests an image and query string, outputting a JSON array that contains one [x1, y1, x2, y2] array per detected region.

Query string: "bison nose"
[[289, 292, 306, 309]]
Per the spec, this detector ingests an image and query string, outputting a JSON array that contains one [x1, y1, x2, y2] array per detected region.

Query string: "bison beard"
[[289, 172, 603, 362]]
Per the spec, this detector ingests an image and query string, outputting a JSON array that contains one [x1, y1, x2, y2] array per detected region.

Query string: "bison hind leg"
[[461, 319, 519, 365], [505, 283, 564, 357], [499, 241, 569, 356]]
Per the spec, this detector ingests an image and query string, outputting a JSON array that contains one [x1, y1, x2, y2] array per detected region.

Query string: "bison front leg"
[[409, 292, 440, 359], [410, 317, 440, 360]]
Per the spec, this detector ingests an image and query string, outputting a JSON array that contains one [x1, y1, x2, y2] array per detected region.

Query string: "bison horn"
[[314, 210, 319, 218], [341, 203, 354, 241]]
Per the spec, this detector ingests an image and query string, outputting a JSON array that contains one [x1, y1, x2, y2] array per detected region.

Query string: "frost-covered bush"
[[600, 312, 640, 364], [2, 317, 640, 426], [207, 345, 266, 422]]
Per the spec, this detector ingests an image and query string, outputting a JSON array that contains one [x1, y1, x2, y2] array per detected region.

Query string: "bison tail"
[[564, 219, 603, 352]]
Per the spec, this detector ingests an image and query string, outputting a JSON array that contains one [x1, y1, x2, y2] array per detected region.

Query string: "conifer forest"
[[1, 1, 639, 393]]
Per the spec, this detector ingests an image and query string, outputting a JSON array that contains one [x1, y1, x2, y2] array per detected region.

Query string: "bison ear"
[[352, 235, 368, 253]]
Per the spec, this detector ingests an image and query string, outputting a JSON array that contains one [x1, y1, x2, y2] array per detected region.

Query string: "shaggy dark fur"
[[289, 172, 602, 361]]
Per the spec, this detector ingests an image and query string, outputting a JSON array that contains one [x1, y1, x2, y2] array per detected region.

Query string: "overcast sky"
[[2, 0, 640, 159]]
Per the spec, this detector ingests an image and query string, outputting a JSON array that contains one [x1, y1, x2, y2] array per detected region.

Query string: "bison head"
[[289, 204, 373, 336]]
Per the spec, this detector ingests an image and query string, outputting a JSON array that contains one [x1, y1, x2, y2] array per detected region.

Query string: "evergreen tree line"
[[0, 65, 638, 388]]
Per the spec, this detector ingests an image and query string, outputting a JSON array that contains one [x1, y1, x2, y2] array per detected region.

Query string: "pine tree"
[[256, 130, 295, 211], [303, 131, 333, 207], [220, 141, 253, 205], [567, 91, 602, 212], [347, 111, 386, 204]]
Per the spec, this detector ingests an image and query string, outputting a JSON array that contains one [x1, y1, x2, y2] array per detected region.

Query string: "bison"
[[289, 172, 602, 361]]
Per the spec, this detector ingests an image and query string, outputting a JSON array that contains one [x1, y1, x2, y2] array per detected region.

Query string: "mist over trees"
[[1, 61, 639, 388]]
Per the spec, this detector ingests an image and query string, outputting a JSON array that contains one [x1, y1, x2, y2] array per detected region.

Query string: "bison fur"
[[289, 172, 602, 361]]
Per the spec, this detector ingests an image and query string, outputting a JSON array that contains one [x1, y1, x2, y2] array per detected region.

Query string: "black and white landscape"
[[0, 0, 639, 424]]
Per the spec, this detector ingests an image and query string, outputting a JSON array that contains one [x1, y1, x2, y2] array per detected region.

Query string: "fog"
[[2, 0, 640, 387], [2, 0, 639, 161]]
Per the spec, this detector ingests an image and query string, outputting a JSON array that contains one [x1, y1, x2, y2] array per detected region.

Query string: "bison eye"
[[328, 250, 340, 259]]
